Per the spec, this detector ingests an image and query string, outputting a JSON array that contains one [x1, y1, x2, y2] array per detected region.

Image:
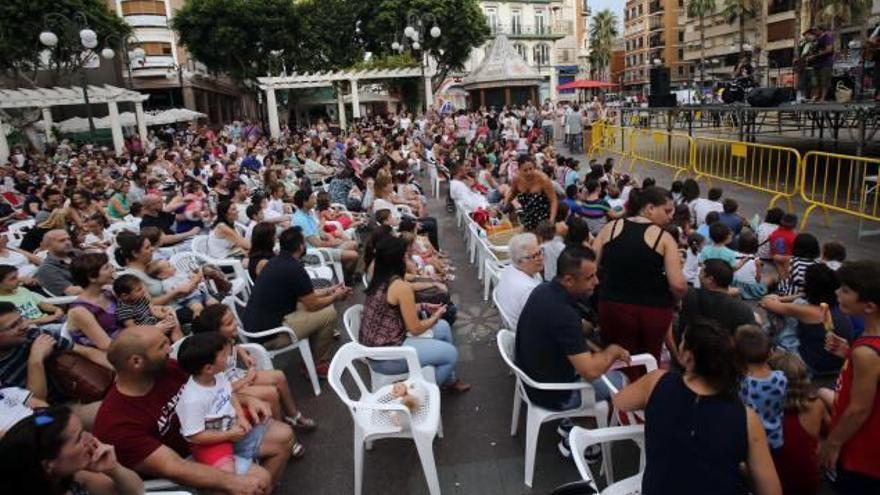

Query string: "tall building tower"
[[622, 0, 689, 95]]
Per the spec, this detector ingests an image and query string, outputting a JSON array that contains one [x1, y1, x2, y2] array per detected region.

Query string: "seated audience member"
[[761, 264, 853, 376], [112, 274, 182, 341], [736, 325, 787, 451], [495, 233, 543, 330], [0, 232, 41, 278], [34, 229, 83, 296], [536, 221, 565, 281], [769, 213, 798, 257], [93, 326, 293, 492], [291, 189, 359, 276], [448, 160, 489, 210], [698, 223, 740, 269], [0, 265, 64, 328], [820, 241, 846, 271], [776, 233, 821, 298], [195, 304, 316, 430], [243, 227, 348, 378], [243, 222, 277, 281], [360, 235, 470, 392], [677, 260, 757, 340], [820, 261, 880, 493], [207, 201, 250, 259], [146, 260, 211, 318], [692, 187, 724, 227], [768, 352, 827, 495], [756, 207, 784, 260], [0, 405, 143, 495], [66, 253, 119, 352], [613, 319, 782, 494], [139, 194, 200, 247], [718, 198, 744, 237], [515, 246, 629, 457]]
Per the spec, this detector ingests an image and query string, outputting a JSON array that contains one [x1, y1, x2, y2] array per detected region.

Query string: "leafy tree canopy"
[[0, 0, 130, 87]]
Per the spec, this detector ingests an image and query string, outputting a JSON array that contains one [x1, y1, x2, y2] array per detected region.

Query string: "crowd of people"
[[0, 100, 876, 495]]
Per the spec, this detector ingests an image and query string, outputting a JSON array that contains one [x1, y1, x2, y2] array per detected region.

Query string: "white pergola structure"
[[0, 84, 150, 162], [257, 67, 435, 139]]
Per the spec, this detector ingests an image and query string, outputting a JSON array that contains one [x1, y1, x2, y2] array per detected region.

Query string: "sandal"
[[441, 380, 472, 394], [285, 412, 318, 431], [291, 441, 306, 459]]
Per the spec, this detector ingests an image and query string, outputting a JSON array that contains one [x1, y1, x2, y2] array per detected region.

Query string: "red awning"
[[557, 79, 618, 90]]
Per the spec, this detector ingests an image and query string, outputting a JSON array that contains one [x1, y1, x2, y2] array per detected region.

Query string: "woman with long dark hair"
[[613, 320, 782, 495], [207, 200, 250, 258], [360, 235, 469, 392], [245, 222, 277, 281], [593, 186, 687, 364], [0, 406, 142, 495]]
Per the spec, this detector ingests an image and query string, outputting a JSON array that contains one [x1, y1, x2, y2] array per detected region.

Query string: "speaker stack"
[[648, 66, 676, 107]]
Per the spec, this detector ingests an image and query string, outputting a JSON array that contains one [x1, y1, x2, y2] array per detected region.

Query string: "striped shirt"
[[0, 327, 73, 401]]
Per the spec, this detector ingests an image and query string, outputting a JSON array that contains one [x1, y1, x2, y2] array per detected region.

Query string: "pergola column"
[[135, 101, 148, 145], [350, 79, 361, 119], [550, 69, 559, 102], [0, 114, 9, 164], [336, 83, 347, 129], [41, 108, 54, 144], [265, 87, 280, 139], [107, 100, 125, 157], [424, 75, 433, 112]]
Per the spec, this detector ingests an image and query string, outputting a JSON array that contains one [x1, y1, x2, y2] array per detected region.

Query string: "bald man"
[[139, 194, 200, 246], [34, 229, 83, 296], [94, 327, 293, 495]]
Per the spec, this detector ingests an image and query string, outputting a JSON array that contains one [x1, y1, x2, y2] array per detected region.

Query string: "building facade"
[[467, 1, 582, 102], [107, 0, 251, 123], [622, 0, 690, 94]]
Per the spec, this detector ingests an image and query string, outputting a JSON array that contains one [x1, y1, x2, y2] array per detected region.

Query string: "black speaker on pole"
[[648, 66, 676, 107]]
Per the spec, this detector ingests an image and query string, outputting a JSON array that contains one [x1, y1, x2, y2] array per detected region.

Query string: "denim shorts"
[[233, 422, 267, 474]]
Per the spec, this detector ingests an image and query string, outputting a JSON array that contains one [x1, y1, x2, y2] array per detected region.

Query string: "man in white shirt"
[[448, 161, 488, 211], [495, 233, 544, 330], [691, 187, 725, 226]]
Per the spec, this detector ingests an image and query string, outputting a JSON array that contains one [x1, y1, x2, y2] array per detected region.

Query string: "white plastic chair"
[[6, 219, 34, 248], [342, 305, 437, 391], [328, 343, 442, 495], [569, 425, 646, 495], [395, 204, 414, 217], [189, 235, 210, 256], [303, 247, 345, 285], [222, 297, 321, 396], [170, 251, 250, 304], [106, 221, 140, 237], [496, 329, 657, 487], [492, 288, 516, 331]]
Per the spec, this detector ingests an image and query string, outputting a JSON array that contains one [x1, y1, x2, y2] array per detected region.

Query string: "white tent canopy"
[[0, 84, 150, 162], [36, 108, 207, 133]]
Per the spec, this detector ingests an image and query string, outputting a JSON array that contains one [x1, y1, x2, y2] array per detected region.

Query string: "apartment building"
[[576, 0, 591, 77], [622, 0, 690, 95], [469, 1, 582, 101], [107, 0, 248, 123]]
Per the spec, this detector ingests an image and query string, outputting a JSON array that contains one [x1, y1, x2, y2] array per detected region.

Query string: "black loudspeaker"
[[746, 87, 796, 107], [649, 94, 677, 108], [650, 67, 671, 95]]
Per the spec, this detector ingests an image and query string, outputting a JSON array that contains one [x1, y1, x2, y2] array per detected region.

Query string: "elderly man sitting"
[[495, 233, 544, 330]]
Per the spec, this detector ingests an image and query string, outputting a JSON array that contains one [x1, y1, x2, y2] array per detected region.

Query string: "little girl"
[[735, 325, 788, 451], [195, 304, 316, 441], [683, 232, 704, 287], [82, 214, 111, 251], [768, 352, 828, 495]]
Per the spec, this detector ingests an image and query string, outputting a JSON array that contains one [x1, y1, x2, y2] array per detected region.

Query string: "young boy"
[[735, 324, 787, 450], [821, 260, 880, 492], [112, 274, 182, 342], [769, 213, 798, 257], [0, 265, 64, 328], [698, 223, 742, 269], [176, 332, 260, 474]]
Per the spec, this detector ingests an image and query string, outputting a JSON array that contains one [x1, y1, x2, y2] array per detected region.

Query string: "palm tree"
[[722, 0, 759, 55], [687, 0, 717, 91], [589, 9, 619, 81], [818, 0, 871, 50]]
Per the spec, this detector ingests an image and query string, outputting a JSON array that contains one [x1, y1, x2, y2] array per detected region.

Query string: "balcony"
[[489, 22, 568, 40], [649, 17, 663, 31], [649, 1, 663, 14], [768, 0, 795, 15], [123, 14, 168, 27], [649, 35, 665, 48]]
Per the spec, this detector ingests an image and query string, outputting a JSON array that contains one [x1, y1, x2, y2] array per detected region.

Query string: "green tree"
[[171, 0, 301, 82], [687, 0, 717, 89], [588, 9, 619, 81], [0, 0, 130, 87], [722, 0, 759, 55]]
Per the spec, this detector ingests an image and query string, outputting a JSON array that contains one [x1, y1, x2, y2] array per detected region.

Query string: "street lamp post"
[[392, 12, 442, 112], [101, 34, 146, 90]]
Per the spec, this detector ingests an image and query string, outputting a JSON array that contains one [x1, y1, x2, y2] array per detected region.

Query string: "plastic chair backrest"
[[492, 288, 516, 330], [569, 425, 646, 494], [497, 329, 574, 391], [343, 304, 363, 344], [191, 235, 209, 255], [222, 296, 245, 329], [328, 343, 425, 407]]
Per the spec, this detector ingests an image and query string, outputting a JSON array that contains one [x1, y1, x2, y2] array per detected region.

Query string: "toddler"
[[176, 332, 262, 473], [821, 241, 846, 271], [146, 260, 209, 317], [735, 324, 787, 450], [195, 305, 315, 439], [82, 214, 111, 251], [698, 223, 742, 269], [113, 274, 182, 341]]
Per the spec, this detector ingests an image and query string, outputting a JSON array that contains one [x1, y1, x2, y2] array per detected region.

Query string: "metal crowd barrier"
[[691, 136, 801, 211], [800, 151, 880, 238], [587, 121, 630, 162], [626, 128, 694, 180]]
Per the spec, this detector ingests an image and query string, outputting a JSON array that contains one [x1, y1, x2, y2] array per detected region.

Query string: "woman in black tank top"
[[611, 320, 782, 495], [593, 187, 687, 364]]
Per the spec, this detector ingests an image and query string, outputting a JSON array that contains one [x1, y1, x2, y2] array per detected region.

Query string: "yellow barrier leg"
[[800, 203, 820, 231], [821, 206, 832, 228]]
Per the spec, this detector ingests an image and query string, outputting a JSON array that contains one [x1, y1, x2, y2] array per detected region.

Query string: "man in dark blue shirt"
[[514, 246, 630, 457]]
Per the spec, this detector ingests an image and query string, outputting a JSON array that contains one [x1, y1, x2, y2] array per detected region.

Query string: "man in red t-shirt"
[[821, 261, 880, 493], [94, 326, 293, 494]]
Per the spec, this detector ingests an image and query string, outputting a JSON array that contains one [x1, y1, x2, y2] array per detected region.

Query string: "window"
[[533, 44, 550, 65], [678, 66, 684, 75], [678, 32, 684, 43], [511, 9, 522, 35], [131, 41, 172, 56], [121, 0, 166, 16], [514, 43, 528, 61], [535, 10, 546, 34], [484, 7, 498, 33], [678, 49, 684, 59]]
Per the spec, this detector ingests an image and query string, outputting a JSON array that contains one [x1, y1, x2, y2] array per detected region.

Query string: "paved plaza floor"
[[272, 154, 854, 494]]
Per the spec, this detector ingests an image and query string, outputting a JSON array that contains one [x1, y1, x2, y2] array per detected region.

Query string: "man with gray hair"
[[495, 232, 544, 330]]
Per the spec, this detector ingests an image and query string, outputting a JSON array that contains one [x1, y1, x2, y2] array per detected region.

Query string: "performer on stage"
[[805, 26, 835, 102]]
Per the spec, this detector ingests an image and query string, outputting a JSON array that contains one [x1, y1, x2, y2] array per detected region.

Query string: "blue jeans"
[[369, 320, 459, 385]]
